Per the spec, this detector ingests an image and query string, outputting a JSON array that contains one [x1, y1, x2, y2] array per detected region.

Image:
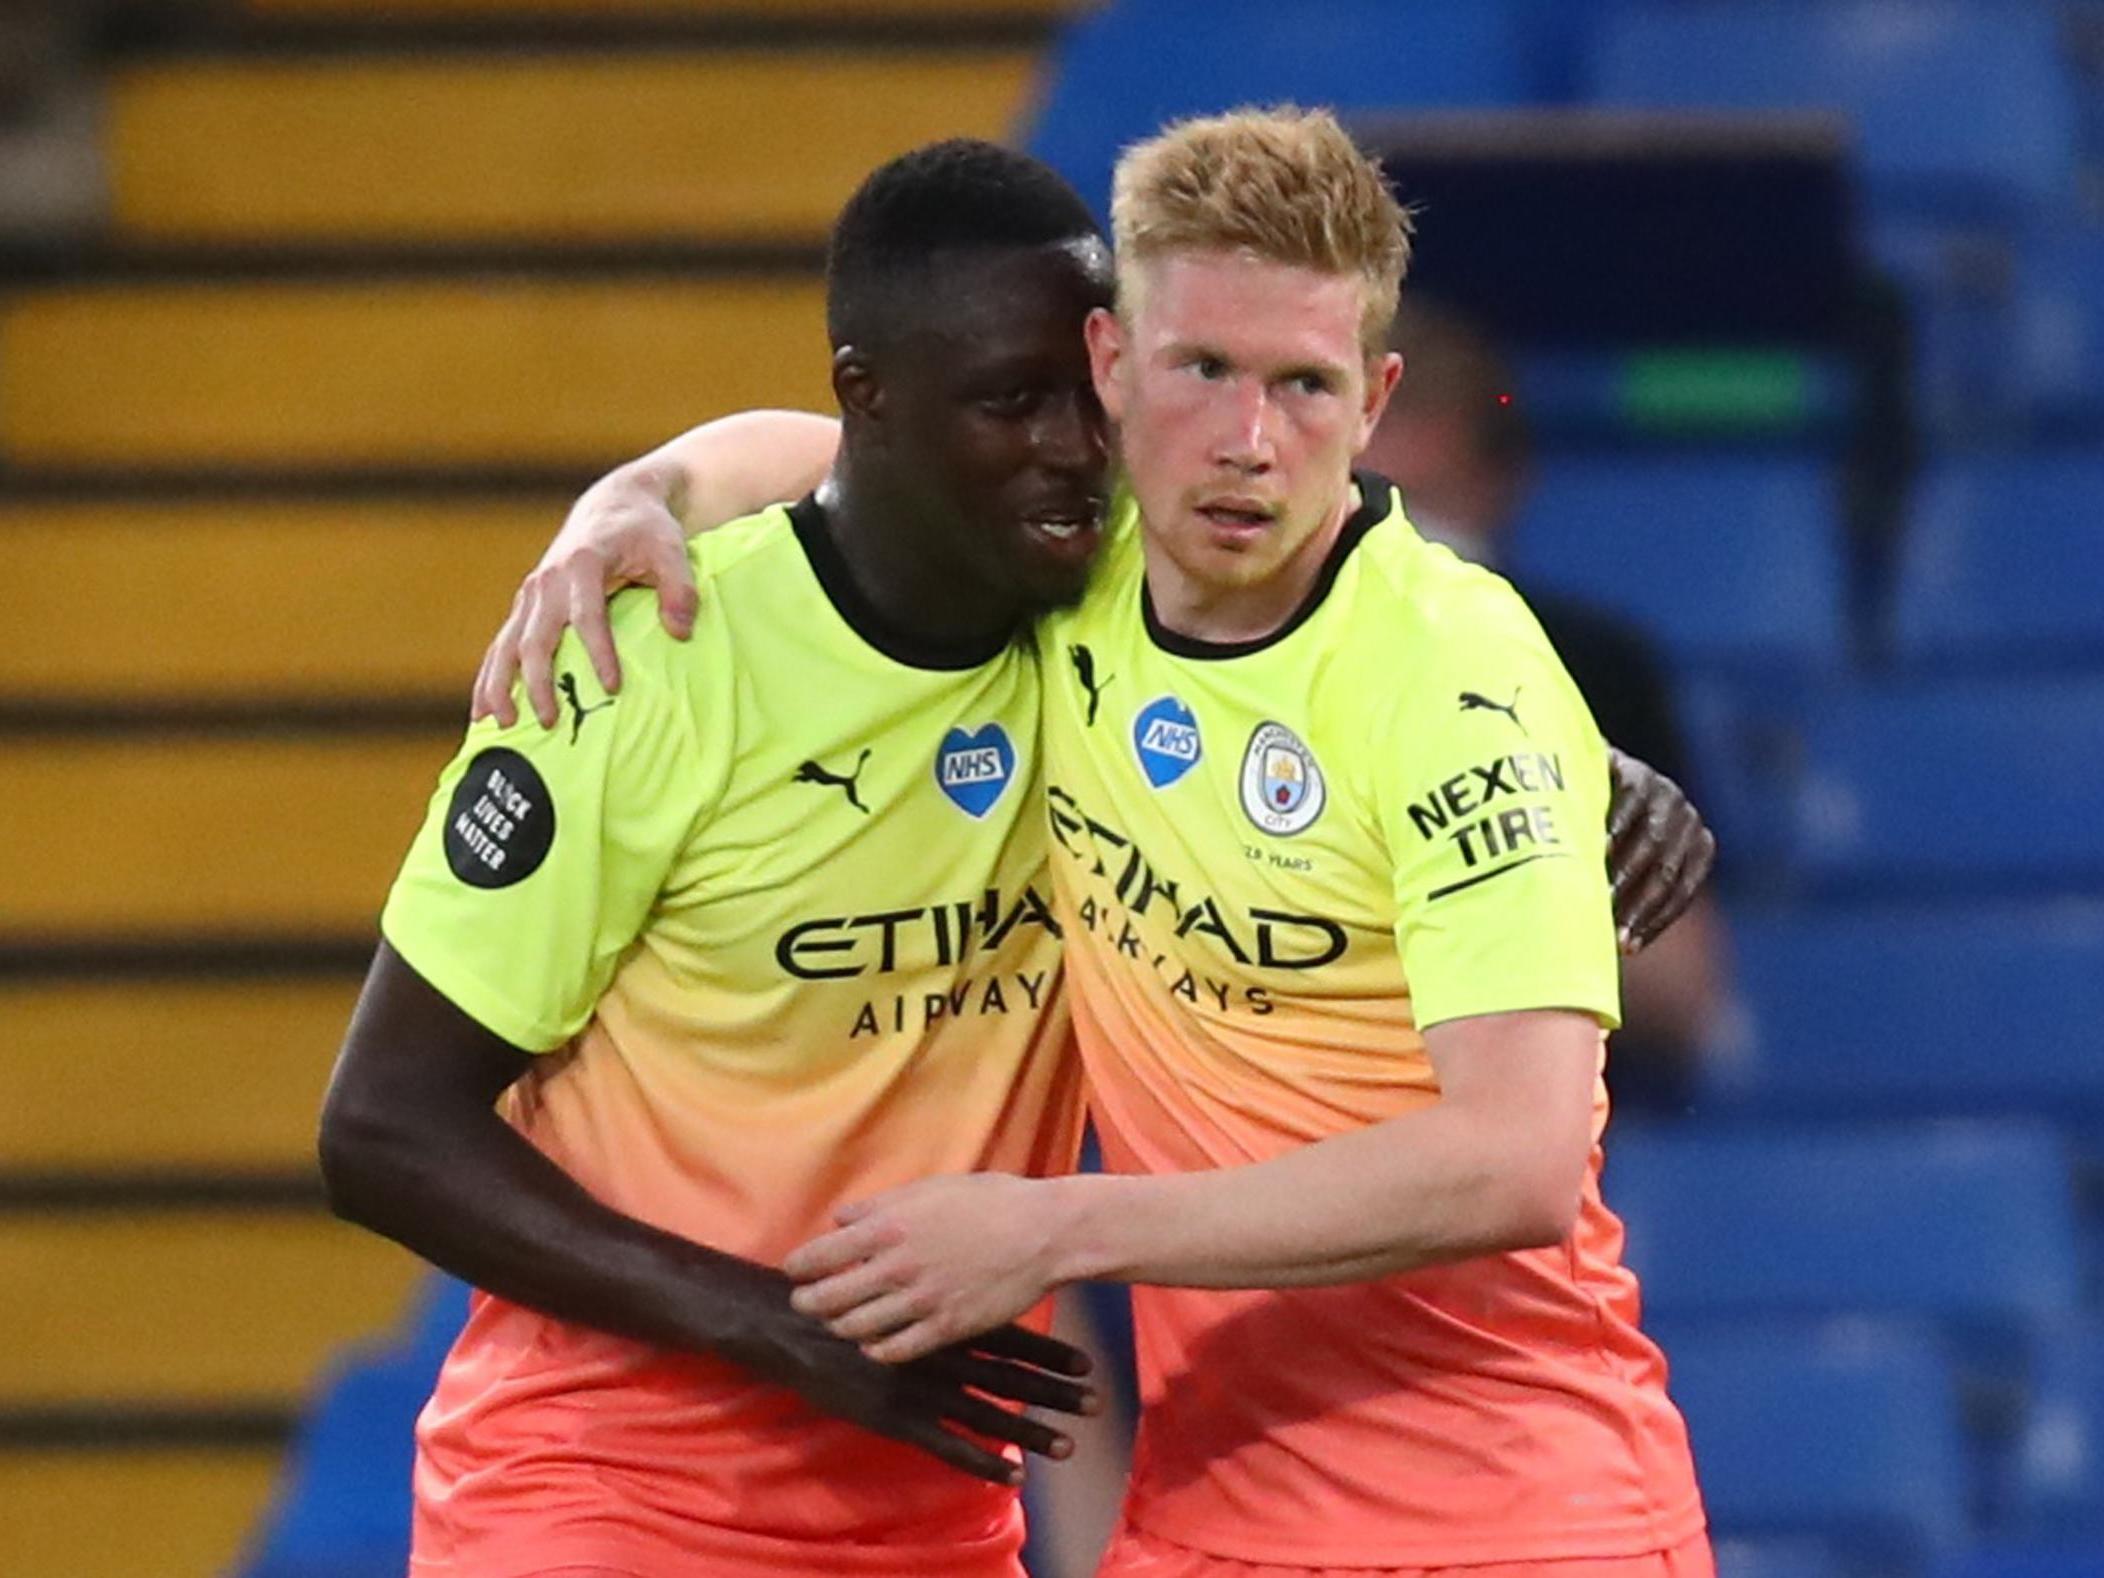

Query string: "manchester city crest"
[[1239, 721, 1326, 836]]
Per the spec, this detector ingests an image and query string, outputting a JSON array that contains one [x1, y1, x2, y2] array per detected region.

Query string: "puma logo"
[[794, 749, 872, 814], [558, 672, 615, 744], [1070, 644, 1111, 727], [1458, 687, 1525, 734]]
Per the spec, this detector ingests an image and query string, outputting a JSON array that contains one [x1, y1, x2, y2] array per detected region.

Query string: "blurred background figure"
[[1362, 298, 1732, 1115]]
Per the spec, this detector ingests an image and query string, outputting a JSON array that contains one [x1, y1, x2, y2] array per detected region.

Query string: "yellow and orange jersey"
[[382, 497, 1081, 1577], [1038, 477, 1702, 1567]]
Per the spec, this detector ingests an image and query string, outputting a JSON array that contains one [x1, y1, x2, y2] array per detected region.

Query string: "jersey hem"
[[1125, 1490, 1706, 1569]]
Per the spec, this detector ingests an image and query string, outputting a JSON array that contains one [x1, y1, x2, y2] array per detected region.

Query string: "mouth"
[[1018, 501, 1105, 562], [1194, 497, 1279, 541]]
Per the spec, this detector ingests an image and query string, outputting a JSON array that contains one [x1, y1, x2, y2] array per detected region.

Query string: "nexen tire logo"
[[1133, 695, 1201, 788]]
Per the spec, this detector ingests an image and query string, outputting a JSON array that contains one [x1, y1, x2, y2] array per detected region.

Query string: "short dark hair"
[[826, 139, 1102, 348]]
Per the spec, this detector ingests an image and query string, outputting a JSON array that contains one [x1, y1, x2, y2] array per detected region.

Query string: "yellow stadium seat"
[[0, 1448, 284, 1578], [0, 1211, 423, 1403], [0, 275, 833, 469], [3, 977, 361, 1169], [0, 495, 573, 701], [3, 732, 455, 937], [107, 50, 1036, 243]]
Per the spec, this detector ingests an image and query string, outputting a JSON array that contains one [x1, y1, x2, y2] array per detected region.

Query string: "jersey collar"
[[789, 493, 1016, 672]]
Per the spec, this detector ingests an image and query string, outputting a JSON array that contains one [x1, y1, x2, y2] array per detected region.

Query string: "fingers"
[[826, 1290, 927, 1345], [889, 1416, 1022, 1486], [1623, 823, 1716, 952], [471, 592, 529, 727], [967, 1323, 1093, 1377], [516, 586, 565, 729], [650, 537, 700, 640], [930, 1389, 1073, 1462], [783, 1219, 889, 1283], [920, 1350, 1099, 1416], [568, 573, 624, 698], [791, 1255, 905, 1321], [863, 1319, 953, 1365]]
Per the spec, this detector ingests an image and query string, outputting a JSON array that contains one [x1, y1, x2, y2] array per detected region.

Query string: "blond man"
[[479, 111, 1713, 1578]]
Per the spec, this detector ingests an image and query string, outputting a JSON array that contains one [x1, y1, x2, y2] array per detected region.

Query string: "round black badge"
[[442, 748, 556, 889]]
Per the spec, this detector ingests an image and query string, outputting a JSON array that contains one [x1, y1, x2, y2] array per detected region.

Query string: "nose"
[[1214, 376, 1275, 473]]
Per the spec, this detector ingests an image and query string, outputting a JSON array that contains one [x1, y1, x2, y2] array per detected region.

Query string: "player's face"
[[885, 239, 1114, 613], [1087, 250, 1400, 630]]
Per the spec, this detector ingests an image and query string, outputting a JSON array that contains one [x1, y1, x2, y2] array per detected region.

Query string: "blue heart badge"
[[1132, 695, 1201, 788], [935, 722, 1017, 818]]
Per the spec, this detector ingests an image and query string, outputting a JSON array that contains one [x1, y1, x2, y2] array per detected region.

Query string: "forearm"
[[1049, 1102, 1574, 1291], [620, 409, 840, 536], [330, 1115, 786, 1358]]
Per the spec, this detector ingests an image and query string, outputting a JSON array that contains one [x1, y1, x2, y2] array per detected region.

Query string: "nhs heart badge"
[[935, 723, 1016, 818], [1132, 695, 1201, 788]]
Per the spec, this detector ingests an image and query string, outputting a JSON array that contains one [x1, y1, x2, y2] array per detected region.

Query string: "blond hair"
[[1110, 105, 1414, 352]]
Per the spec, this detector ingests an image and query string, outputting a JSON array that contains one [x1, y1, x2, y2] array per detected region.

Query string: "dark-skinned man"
[[320, 142, 1114, 1578]]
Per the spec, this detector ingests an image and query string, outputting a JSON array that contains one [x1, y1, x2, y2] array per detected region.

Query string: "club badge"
[[1240, 721, 1326, 837]]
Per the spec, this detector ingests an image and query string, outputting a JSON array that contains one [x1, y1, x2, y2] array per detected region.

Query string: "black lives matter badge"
[[443, 748, 555, 889]]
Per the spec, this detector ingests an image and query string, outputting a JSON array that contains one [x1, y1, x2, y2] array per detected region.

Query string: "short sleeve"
[[381, 630, 712, 1050], [1379, 593, 1621, 1033]]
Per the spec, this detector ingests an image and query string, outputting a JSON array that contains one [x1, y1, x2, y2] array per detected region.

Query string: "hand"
[[1605, 747, 1717, 954], [735, 1264, 1096, 1486], [471, 461, 699, 728], [784, 1174, 1066, 1365]]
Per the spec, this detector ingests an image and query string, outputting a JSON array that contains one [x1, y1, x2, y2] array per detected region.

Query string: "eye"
[[1289, 372, 1333, 397], [1188, 355, 1228, 381], [977, 387, 1040, 418]]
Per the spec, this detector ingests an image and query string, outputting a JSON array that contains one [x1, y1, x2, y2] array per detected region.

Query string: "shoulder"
[[592, 501, 801, 691]]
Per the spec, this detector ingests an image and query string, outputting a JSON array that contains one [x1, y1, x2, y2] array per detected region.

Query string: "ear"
[[832, 345, 883, 424], [1355, 350, 1404, 453], [1084, 307, 1127, 424]]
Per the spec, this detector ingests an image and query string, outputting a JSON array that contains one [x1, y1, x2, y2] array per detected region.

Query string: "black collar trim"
[[787, 493, 1013, 672], [1142, 471, 1399, 660]]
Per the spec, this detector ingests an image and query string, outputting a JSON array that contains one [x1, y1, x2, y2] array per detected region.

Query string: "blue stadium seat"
[[1712, 1536, 1851, 1578], [1610, 1123, 2081, 1333], [1506, 452, 1846, 669], [239, 1276, 470, 1578], [1931, 1542, 2104, 1578], [1716, 903, 2104, 1123], [1582, 2, 2080, 219], [1657, 1316, 1968, 1563], [1895, 451, 2104, 666], [2009, 228, 2104, 431], [1025, 0, 1556, 218], [1776, 676, 2104, 890], [2007, 1319, 2104, 1537]]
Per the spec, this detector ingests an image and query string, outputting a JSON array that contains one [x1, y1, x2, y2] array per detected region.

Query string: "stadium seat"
[[1712, 1537, 1850, 1578], [1582, 2, 2080, 219], [1930, 1542, 2104, 1578], [1717, 903, 2104, 1123], [1773, 676, 2104, 891], [239, 1276, 470, 1578], [1025, 0, 1556, 218], [1609, 1123, 2081, 1335], [1657, 1316, 1968, 1563], [1505, 451, 1846, 670], [1894, 450, 2104, 667], [2010, 226, 2104, 431], [2005, 1318, 2104, 1538]]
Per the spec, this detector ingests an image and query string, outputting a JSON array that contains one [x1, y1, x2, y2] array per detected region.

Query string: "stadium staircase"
[[0, 2, 1068, 1571]]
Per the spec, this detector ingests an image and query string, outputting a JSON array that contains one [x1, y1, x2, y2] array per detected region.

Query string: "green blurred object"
[[1621, 349, 1816, 434]]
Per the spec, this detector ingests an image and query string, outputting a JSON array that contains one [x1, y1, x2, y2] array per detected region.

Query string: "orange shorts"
[[1097, 1526, 1716, 1578]]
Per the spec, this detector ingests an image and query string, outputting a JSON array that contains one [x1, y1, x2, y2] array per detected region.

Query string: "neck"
[[819, 456, 1023, 656], [1146, 481, 1359, 645]]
